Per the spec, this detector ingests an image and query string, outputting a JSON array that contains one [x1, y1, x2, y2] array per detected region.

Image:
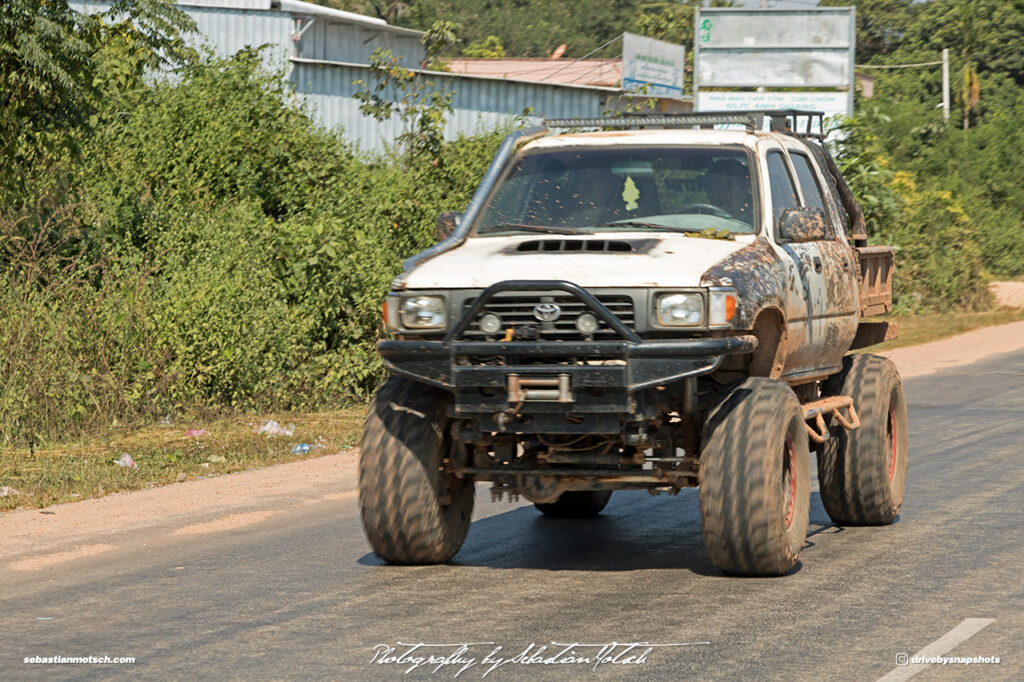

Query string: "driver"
[[704, 159, 753, 225]]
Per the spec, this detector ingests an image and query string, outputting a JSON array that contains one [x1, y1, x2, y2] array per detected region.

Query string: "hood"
[[400, 232, 754, 290]]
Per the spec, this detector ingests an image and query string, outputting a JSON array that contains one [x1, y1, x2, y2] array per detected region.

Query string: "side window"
[[767, 151, 799, 225], [791, 153, 825, 212]]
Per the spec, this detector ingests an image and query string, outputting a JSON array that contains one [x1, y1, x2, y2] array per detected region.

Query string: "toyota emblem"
[[532, 303, 561, 322]]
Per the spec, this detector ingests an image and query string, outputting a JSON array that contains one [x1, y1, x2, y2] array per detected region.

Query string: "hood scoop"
[[513, 238, 657, 254]]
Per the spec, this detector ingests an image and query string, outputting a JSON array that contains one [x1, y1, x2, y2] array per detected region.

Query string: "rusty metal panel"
[[857, 246, 895, 317]]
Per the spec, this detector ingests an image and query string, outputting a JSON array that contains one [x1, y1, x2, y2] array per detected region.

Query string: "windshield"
[[474, 146, 757, 236]]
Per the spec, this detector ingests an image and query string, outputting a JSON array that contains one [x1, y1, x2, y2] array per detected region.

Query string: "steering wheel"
[[679, 203, 734, 219]]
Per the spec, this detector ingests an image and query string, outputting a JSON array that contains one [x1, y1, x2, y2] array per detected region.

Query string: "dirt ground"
[[990, 281, 1024, 309], [5, 319, 1024, 570]]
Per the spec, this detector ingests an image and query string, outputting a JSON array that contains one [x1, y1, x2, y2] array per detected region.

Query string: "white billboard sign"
[[694, 8, 855, 116], [622, 32, 685, 98], [698, 10, 852, 50], [698, 50, 851, 89]]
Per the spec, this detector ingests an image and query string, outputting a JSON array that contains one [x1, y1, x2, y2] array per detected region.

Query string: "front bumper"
[[378, 335, 757, 393], [377, 280, 757, 431]]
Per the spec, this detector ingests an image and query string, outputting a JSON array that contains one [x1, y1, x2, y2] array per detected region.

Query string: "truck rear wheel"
[[534, 490, 613, 518], [359, 377, 474, 564], [818, 354, 907, 525], [699, 378, 810, 576]]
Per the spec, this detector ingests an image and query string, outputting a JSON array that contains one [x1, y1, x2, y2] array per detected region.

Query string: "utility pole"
[[942, 48, 950, 123]]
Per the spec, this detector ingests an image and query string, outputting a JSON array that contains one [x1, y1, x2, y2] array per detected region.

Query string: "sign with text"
[[697, 91, 849, 130], [694, 7, 855, 117], [622, 32, 685, 98]]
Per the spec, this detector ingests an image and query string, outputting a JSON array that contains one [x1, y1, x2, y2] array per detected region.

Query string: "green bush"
[[835, 111, 990, 312], [1, 51, 504, 446]]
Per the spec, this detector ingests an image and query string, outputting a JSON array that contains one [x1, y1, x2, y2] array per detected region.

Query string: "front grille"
[[460, 294, 635, 339]]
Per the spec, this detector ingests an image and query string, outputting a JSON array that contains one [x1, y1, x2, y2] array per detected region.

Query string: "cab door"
[[765, 148, 828, 378], [787, 148, 859, 371]]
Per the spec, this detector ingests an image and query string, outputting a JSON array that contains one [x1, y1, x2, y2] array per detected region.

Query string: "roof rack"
[[543, 110, 826, 138]]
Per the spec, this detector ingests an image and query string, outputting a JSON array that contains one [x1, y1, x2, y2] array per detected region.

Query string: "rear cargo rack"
[[544, 110, 825, 138]]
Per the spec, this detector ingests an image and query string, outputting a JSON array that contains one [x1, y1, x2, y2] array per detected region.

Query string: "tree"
[[819, 0, 917, 63], [0, 0, 194, 202], [462, 35, 506, 59]]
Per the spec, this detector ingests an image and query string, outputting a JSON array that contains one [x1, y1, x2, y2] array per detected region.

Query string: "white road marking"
[[875, 618, 995, 682]]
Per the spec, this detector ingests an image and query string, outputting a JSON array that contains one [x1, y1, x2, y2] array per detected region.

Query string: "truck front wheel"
[[359, 378, 474, 564], [818, 354, 907, 525], [699, 378, 810, 576]]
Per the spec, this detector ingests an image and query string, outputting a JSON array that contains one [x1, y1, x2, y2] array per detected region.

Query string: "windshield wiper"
[[481, 223, 593, 235], [595, 221, 703, 233]]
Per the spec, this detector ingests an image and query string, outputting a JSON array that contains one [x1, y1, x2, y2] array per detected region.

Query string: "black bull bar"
[[377, 281, 757, 416]]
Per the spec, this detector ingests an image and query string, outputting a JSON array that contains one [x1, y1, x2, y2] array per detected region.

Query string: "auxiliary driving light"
[[478, 312, 502, 334], [575, 312, 599, 334]]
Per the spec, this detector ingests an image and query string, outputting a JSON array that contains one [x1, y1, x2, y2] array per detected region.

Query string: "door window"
[[791, 153, 826, 212], [767, 150, 799, 225]]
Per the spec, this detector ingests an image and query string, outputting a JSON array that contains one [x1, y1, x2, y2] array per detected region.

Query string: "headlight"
[[656, 293, 704, 326], [400, 296, 446, 329]]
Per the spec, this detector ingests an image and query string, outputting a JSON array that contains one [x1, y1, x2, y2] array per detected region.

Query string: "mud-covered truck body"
[[359, 111, 906, 576]]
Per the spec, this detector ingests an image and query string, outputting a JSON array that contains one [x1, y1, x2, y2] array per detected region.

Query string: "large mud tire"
[[699, 378, 811, 576], [534, 491, 613, 518], [359, 377, 474, 564], [818, 354, 907, 525]]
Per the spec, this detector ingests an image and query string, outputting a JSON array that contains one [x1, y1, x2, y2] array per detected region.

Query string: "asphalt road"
[[2, 350, 1022, 681]]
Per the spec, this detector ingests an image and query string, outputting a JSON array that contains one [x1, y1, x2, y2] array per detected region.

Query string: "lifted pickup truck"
[[359, 111, 905, 576]]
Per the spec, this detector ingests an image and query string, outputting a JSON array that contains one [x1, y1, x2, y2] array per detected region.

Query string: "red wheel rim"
[[887, 398, 898, 483], [783, 433, 797, 529]]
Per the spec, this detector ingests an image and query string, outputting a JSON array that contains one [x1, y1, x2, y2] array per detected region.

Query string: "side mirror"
[[436, 211, 462, 241], [777, 207, 829, 244]]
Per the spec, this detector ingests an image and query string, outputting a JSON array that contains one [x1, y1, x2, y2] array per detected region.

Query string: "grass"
[[858, 307, 1024, 353], [0, 409, 366, 511], [3, 307, 1024, 512]]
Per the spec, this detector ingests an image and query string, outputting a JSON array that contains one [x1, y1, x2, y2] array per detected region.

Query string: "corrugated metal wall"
[[292, 61, 609, 154], [71, 2, 294, 65], [296, 20, 423, 66], [188, 6, 293, 64], [69, 2, 612, 154]]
